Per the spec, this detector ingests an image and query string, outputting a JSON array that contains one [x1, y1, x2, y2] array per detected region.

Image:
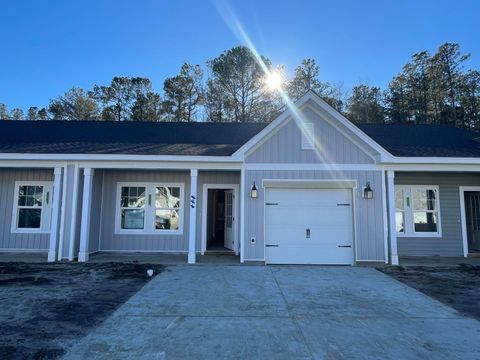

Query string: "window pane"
[[395, 189, 403, 210], [120, 186, 146, 208], [18, 195, 26, 206], [156, 187, 180, 208], [121, 209, 145, 229], [414, 212, 438, 232], [395, 212, 404, 233], [18, 208, 41, 229], [413, 189, 436, 210], [155, 209, 179, 230]]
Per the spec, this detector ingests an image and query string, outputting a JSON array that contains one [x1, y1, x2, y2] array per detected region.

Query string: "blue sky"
[[1, 0, 479, 110]]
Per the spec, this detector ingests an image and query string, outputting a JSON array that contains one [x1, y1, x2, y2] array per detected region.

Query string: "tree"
[[206, 46, 273, 122], [37, 108, 49, 120], [287, 58, 345, 112], [163, 63, 203, 122], [385, 75, 410, 123], [458, 70, 480, 129], [92, 77, 154, 121], [347, 85, 385, 123], [27, 107, 39, 120], [0, 103, 9, 120], [131, 92, 163, 121], [10, 108, 24, 120], [49, 87, 99, 120]]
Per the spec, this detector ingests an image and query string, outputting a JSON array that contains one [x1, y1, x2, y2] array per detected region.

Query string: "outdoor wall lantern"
[[250, 182, 258, 198], [363, 182, 373, 199]]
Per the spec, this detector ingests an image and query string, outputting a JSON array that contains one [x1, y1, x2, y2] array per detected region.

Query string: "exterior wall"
[[0, 168, 53, 251], [88, 169, 104, 253], [243, 170, 386, 262], [196, 171, 240, 251], [395, 172, 480, 256], [245, 107, 374, 164], [98, 170, 191, 252], [60, 164, 80, 259]]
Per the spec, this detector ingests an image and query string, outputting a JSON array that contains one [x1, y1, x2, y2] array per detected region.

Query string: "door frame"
[[262, 179, 358, 265], [459, 186, 480, 257], [201, 184, 239, 255]]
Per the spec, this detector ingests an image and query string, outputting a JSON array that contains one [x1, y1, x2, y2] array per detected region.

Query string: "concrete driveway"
[[64, 266, 480, 359]]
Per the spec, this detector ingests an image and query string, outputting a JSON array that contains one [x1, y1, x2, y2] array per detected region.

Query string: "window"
[[116, 183, 184, 234], [12, 181, 53, 233], [395, 186, 441, 237], [301, 123, 315, 150]]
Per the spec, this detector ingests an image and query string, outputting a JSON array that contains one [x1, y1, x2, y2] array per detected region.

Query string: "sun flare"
[[265, 71, 284, 91]]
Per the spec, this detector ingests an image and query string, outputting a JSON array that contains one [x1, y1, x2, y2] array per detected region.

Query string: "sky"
[[0, 0, 479, 110]]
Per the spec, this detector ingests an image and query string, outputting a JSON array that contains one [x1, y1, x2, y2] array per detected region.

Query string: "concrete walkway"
[[64, 266, 480, 359]]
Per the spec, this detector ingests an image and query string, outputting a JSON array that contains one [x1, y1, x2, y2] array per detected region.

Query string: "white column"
[[188, 169, 198, 264], [48, 167, 63, 262], [78, 168, 94, 262], [387, 170, 399, 265]]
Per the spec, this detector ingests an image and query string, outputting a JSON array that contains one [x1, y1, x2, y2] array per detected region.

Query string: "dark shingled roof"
[[357, 123, 480, 157], [0, 120, 268, 156]]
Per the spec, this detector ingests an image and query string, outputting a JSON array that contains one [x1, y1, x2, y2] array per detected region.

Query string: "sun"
[[265, 71, 284, 91]]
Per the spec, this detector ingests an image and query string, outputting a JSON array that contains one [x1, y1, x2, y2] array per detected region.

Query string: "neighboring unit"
[[1, 91, 480, 265]]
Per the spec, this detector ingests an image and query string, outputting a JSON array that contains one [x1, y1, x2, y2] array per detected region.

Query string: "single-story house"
[[1, 90, 480, 265]]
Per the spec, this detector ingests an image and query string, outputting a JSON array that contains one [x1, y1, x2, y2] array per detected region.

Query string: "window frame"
[[115, 182, 184, 235], [11, 181, 53, 234], [395, 185, 442, 238]]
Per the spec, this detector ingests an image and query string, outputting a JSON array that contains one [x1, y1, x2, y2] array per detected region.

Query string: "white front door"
[[224, 190, 234, 250], [265, 188, 354, 265]]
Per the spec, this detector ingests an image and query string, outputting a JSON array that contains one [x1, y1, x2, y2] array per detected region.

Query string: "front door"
[[224, 190, 234, 250], [465, 192, 480, 252]]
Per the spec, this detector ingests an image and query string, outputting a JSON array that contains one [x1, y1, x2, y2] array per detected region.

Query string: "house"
[[1, 90, 480, 265]]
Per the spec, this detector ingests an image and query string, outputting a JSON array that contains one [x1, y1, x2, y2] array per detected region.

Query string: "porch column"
[[188, 169, 198, 264], [48, 167, 63, 262], [78, 168, 94, 262], [387, 170, 399, 265]]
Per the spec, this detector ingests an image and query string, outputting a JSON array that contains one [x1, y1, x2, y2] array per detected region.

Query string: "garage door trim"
[[262, 179, 357, 265]]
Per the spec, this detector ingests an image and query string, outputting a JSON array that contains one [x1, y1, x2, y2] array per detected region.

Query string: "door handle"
[[306, 228, 311, 238], [338, 245, 352, 248]]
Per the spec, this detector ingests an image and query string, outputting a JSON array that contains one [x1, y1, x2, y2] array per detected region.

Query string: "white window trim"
[[114, 182, 185, 236], [301, 122, 315, 150], [11, 181, 53, 234], [395, 185, 442, 238]]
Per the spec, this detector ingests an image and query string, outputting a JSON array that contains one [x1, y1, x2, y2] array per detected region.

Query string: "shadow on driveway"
[[0, 262, 163, 360]]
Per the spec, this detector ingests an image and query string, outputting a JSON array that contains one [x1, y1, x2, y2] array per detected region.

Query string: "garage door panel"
[[265, 187, 354, 265]]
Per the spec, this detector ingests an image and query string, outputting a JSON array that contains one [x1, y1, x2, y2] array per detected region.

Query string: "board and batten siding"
[[245, 107, 374, 164], [0, 168, 54, 251], [243, 170, 385, 262], [88, 169, 104, 254], [395, 172, 480, 256], [96, 169, 240, 252]]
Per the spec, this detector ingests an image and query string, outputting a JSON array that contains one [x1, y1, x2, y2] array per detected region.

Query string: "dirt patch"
[[378, 264, 480, 320], [0, 262, 164, 360]]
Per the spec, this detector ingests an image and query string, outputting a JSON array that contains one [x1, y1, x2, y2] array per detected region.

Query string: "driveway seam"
[[269, 266, 315, 360]]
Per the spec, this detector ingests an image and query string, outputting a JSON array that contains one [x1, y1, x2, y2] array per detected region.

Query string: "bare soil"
[[378, 264, 480, 320], [0, 262, 163, 360]]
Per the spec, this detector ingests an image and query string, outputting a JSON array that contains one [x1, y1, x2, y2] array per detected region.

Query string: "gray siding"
[[196, 171, 240, 250], [0, 168, 53, 251], [88, 169, 104, 253], [246, 107, 374, 164], [99, 170, 191, 251], [395, 172, 480, 256], [60, 164, 78, 259], [243, 170, 385, 262]]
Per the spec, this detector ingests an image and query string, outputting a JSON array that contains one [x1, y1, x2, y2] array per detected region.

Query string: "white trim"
[[92, 249, 189, 253], [0, 248, 48, 252], [11, 181, 53, 234], [200, 184, 239, 255], [68, 163, 80, 261], [78, 168, 94, 262], [387, 171, 398, 265], [188, 169, 198, 264], [48, 167, 63, 262], [381, 170, 389, 264], [243, 163, 382, 171], [114, 182, 185, 236], [57, 163, 68, 260], [458, 186, 480, 257], [395, 185, 442, 238], [240, 168, 246, 263]]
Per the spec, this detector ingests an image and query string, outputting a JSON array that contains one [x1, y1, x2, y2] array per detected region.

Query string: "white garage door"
[[265, 187, 354, 265]]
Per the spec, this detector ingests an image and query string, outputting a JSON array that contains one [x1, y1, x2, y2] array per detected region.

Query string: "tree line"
[[1, 42, 479, 129]]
